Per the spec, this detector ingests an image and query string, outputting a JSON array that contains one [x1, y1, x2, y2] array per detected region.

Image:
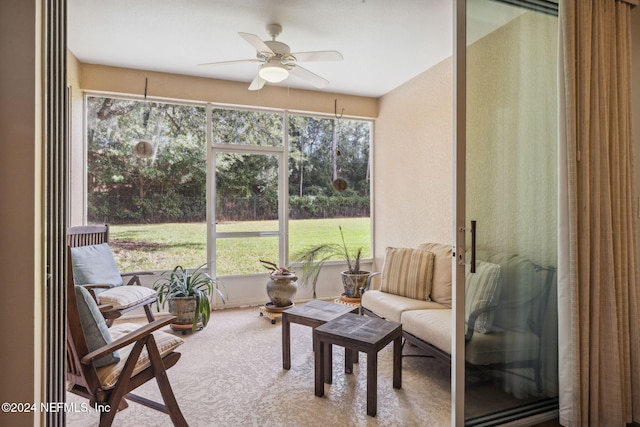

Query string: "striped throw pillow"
[[465, 260, 502, 333], [380, 247, 435, 301]]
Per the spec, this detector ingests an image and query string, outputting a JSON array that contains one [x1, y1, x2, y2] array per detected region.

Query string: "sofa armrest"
[[360, 272, 381, 294]]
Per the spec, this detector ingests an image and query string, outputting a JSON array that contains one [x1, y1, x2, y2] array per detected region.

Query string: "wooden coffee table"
[[313, 313, 402, 417], [281, 299, 359, 370]]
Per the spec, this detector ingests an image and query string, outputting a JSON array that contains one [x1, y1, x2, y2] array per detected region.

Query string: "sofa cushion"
[[401, 309, 452, 354], [401, 308, 539, 366], [465, 260, 502, 333], [71, 243, 123, 287], [380, 247, 435, 301], [418, 243, 452, 307], [361, 289, 447, 323]]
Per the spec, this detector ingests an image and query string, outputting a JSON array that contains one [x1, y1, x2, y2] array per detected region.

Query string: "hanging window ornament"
[[135, 140, 155, 158], [331, 99, 347, 192], [134, 78, 156, 159], [332, 177, 348, 192]]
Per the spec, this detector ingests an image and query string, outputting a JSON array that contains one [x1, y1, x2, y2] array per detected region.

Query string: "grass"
[[109, 217, 371, 275]]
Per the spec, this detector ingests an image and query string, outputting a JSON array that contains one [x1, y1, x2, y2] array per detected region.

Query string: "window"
[[85, 97, 372, 277], [86, 96, 207, 272], [288, 114, 372, 261]]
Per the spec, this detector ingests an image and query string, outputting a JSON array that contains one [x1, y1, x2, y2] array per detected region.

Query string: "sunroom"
[[52, 0, 639, 426]]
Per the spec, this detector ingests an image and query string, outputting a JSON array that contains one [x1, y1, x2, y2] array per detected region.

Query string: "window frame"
[[81, 92, 374, 278]]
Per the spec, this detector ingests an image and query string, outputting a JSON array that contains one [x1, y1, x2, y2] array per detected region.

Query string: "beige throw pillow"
[[417, 243, 453, 306], [380, 247, 435, 301], [465, 260, 502, 333]]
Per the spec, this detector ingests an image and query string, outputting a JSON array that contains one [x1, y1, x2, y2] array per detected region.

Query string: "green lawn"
[[110, 218, 371, 275]]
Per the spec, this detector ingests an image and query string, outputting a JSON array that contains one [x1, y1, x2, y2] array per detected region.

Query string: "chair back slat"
[[67, 225, 109, 248]]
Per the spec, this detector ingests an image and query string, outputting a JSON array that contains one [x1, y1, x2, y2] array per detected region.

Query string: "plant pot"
[[266, 273, 298, 307], [340, 270, 370, 299], [168, 296, 201, 325]]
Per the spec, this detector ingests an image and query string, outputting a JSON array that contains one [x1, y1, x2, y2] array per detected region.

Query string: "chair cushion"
[[380, 247, 435, 301], [361, 289, 447, 323], [96, 323, 184, 390], [74, 286, 120, 367], [417, 243, 453, 306], [71, 243, 123, 287], [465, 260, 502, 333], [465, 329, 540, 365], [97, 285, 157, 309]]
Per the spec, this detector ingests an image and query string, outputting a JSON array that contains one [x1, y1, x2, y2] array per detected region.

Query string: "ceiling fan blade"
[[289, 65, 329, 88], [248, 75, 266, 91], [239, 32, 274, 55], [198, 59, 261, 67], [290, 50, 344, 62]]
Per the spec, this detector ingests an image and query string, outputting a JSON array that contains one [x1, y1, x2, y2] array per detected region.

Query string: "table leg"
[[314, 337, 324, 397], [366, 350, 377, 417], [345, 348, 353, 374], [393, 336, 402, 389], [282, 313, 291, 370], [324, 342, 333, 384]]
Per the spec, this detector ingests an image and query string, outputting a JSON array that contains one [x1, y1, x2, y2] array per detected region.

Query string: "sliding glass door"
[[456, 0, 559, 424]]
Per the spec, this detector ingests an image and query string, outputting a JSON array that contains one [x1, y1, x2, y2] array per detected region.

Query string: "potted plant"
[[293, 225, 369, 300], [153, 264, 227, 333], [260, 260, 298, 311]]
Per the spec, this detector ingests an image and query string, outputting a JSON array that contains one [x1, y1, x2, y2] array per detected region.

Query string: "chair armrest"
[[360, 272, 381, 294], [81, 316, 176, 364], [121, 271, 154, 286], [465, 304, 498, 341], [121, 271, 154, 278], [82, 284, 114, 289]]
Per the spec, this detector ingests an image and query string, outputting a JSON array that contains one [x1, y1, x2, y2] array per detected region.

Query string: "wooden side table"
[[281, 299, 359, 370], [313, 313, 402, 417]]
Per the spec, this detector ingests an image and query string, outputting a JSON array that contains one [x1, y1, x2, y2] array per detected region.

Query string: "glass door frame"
[[453, 1, 467, 426], [453, 2, 559, 425], [207, 105, 289, 277]]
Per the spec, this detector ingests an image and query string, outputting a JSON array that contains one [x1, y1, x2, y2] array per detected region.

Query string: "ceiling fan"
[[199, 23, 343, 91]]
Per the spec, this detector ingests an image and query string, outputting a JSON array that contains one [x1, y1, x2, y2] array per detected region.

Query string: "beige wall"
[[374, 59, 454, 268], [0, 1, 43, 426], [79, 64, 378, 118]]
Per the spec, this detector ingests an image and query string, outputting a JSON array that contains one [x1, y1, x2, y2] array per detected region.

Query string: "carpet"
[[66, 305, 451, 426]]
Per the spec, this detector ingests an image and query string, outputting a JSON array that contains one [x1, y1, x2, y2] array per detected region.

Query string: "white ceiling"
[[68, 0, 523, 98]]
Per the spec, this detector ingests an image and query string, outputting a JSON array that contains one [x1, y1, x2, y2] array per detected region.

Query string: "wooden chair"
[[66, 247, 188, 426], [67, 225, 156, 326]]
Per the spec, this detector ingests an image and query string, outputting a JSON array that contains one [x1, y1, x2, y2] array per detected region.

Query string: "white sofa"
[[361, 243, 557, 397]]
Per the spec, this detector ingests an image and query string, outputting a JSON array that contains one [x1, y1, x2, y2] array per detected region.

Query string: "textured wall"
[[373, 58, 454, 269]]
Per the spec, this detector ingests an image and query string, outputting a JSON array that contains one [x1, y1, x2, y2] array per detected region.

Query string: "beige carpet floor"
[[66, 305, 451, 427]]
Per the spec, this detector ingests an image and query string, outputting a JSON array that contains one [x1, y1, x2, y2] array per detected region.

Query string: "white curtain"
[[558, 0, 640, 425]]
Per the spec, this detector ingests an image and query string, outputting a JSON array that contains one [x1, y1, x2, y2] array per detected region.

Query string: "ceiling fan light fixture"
[[258, 63, 289, 83]]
